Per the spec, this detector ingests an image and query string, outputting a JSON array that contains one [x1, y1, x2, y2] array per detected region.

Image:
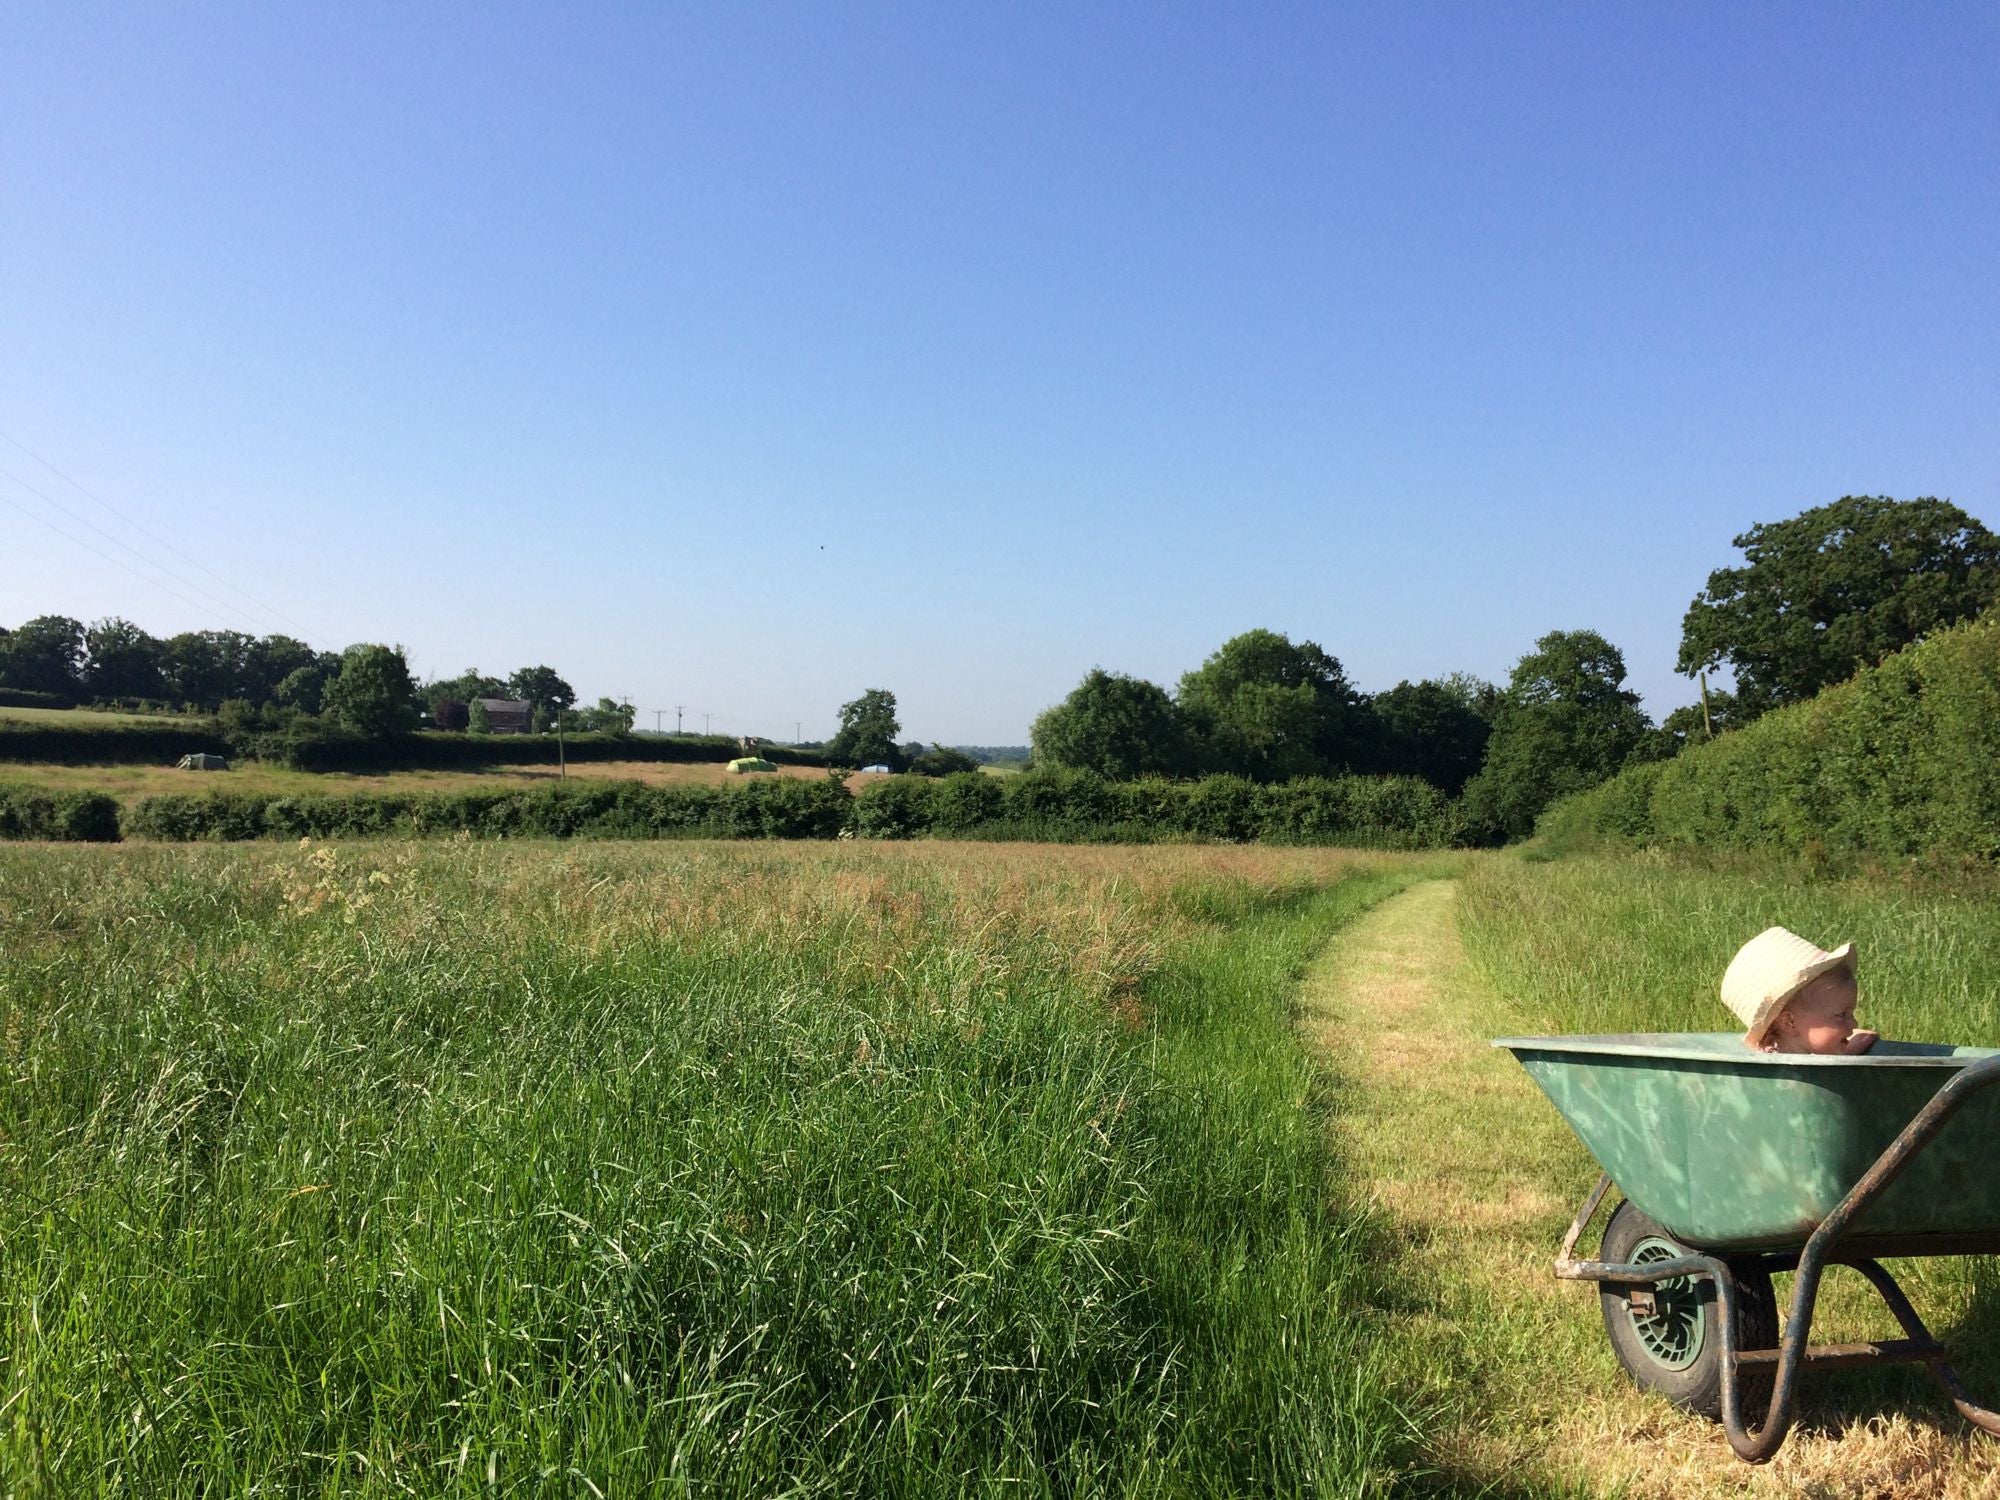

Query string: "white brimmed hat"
[[1722, 927, 1857, 1045]]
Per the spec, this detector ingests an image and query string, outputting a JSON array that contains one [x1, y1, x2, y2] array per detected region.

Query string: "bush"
[[852, 776, 936, 839], [0, 786, 121, 841], [0, 688, 75, 709], [1534, 614, 2000, 860]]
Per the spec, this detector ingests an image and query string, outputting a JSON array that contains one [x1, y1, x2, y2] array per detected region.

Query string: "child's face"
[[1775, 970, 1861, 1054]]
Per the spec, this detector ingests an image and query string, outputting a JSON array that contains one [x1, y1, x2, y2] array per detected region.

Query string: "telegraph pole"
[[795, 720, 802, 743], [703, 713, 711, 735], [653, 709, 665, 733], [674, 705, 684, 735]]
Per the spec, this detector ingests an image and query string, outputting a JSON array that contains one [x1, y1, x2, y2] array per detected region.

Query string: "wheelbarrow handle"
[[1722, 1050, 2000, 1461]]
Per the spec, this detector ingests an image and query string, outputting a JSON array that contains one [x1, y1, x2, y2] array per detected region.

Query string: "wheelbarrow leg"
[[1850, 1258, 2000, 1438], [1717, 1250, 1822, 1462]]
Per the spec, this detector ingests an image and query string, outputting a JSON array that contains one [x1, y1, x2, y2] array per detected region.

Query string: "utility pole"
[[703, 713, 711, 735], [555, 710, 567, 780], [653, 709, 665, 733], [1698, 671, 1715, 740], [675, 705, 684, 736], [795, 720, 802, 743]]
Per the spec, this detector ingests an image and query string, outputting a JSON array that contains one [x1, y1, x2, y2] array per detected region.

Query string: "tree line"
[[1022, 495, 1999, 840], [6, 494, 1993, 838], [0, 621, 635, 739]]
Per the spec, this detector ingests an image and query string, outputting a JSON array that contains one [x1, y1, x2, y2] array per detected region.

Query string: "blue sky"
[[4, 3, 1995, 743]]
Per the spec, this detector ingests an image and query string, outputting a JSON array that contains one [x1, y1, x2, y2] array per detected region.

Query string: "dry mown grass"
[[0, 756, 891, 800], [1304, 878, 2000, 1499]]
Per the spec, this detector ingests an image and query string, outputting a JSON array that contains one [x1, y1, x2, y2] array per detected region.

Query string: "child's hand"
[[1841, 1028, 1879, 1055]]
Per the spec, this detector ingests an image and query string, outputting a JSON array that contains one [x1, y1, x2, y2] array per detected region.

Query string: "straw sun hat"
[[1721, 926, 1857, 1046]]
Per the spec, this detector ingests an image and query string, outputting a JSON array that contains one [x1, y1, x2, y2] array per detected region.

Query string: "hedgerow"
[[0, 721, 229, 765], [0, 786, 121, 841], [1536, 614, 2000, 859], [114, 770, 1461, 847]]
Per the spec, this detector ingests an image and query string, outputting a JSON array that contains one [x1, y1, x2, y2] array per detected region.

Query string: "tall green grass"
[[1, 842, 1421, 1496], [1458, 851, 2000, 1044]]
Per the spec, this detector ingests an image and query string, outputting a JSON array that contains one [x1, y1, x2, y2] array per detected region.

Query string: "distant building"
[[474, 698, 535, 734]]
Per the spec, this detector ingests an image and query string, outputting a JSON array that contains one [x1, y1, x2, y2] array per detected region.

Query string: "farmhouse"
[[474, 698, 535, 734]]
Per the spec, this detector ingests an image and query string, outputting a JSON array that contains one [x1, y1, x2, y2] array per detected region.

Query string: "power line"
[[0, 464, 283, 640], [0, 485, 258, 628], [0, 427, 336, 647]]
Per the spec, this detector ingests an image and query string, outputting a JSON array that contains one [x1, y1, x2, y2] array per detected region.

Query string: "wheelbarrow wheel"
[[1598, 1200, 1778, 1422]]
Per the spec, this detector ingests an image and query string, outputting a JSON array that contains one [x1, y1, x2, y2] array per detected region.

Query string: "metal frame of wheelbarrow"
[[1555, 1050, 2000, 1463]]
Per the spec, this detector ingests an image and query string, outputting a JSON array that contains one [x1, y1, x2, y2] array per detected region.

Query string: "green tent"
[[727, 757, 778, 774]]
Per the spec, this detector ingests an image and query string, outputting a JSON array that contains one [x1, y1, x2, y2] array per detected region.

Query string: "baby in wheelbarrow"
[[1724, 925, 1878, 1054]]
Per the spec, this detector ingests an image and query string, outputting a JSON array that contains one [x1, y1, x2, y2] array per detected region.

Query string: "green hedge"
[[0, 720, 229, 765], [857, 770, 1459, 848], [116, 769, 1461, 847], [123, 776, 854, 843], [263, 726, 830, 774], [1536, 614, 2000, 859], [0, 786, 121, 841], [0, 688, 76, 709]]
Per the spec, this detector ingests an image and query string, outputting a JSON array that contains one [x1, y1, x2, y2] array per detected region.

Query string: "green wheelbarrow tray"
[[1494, 1033, 2000, 1463]]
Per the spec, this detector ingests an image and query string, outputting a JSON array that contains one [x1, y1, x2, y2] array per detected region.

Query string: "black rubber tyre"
[[1598, 1200, 1779, 1422]]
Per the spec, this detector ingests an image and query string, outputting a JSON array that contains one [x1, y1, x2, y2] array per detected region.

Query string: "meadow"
[[10, 832, 2000, 1497], [0, 839, 1442, 1496]]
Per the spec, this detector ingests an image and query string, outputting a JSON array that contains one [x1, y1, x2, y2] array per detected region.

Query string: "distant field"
[[0, 757, 892, 800], [0, 705, 186, 727]]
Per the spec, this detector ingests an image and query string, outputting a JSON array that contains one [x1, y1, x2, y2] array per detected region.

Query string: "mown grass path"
[[1300, 878, 1995, 1500]]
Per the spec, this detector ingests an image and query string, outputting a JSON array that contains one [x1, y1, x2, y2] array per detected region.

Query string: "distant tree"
[[82, 617, 166, 701], [1678, 496, 2000, 718], [244, 635, 320, 703], [468, 699, 493, 735], [321, 644, 422, 738], [274, 660, 335, 715], [1371, 676, 1496, 796], [1031, 669, 1192, 779], [425, 669, 509, 717], [159, 630, 259, 711], [0, 615, 86, 698], [507, 666, 576, 723], [1177, 630, 1376, 781], [580, 697, 635, 736], [908, 744, 981, 777], [826, 688, 902, 769], [434, 699, 470, 732], [1459, 629, 1653, 841]]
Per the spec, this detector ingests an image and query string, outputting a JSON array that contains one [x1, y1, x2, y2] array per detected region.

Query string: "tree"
[[82, 617, 166, 701], [1031, 669, 1192, 779], [1177, 629, 1377, 781], [1678, 495, 2000, 717], [1459, 629, 1652, 840], [321, 644, 422, 738], [244, 635, 320, 703], [908, 744, 982, 777], [160, 630, 257, 711], [0, 615, 86, 698], [826, 688, 901, 769], [507, 666, 576, 723], [579, 697, 635, 736], [468, 699, 493, 734], [1371, 676, 1496, 796], [425, 669, 509, 718], [434, 699, 471, 731]]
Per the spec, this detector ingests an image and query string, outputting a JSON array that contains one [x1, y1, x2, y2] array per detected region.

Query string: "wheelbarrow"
[[1493, 1032, 2000, 1462]]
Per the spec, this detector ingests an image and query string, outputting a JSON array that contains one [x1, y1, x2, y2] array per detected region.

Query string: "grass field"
[[11, 833, 2000, 1494], [0, 839, 1446, 1495], [1310, 852, 2000, 1498], [0, 758, 890, 801], [0, 705, 187, 727]]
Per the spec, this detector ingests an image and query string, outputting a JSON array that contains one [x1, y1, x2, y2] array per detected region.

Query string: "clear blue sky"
[[4, 3, 1995, 744]]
